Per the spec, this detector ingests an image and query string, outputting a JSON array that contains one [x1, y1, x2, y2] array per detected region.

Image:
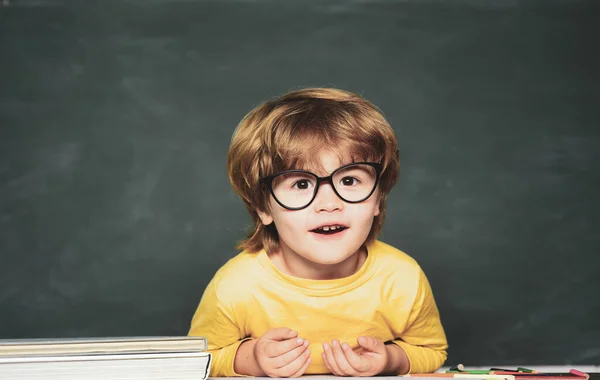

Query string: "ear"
[[256, 209, 274, 226], [373, 192, 382, 217]]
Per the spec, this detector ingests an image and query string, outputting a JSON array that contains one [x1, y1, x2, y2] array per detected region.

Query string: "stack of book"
[[0, 336, 211, 380]]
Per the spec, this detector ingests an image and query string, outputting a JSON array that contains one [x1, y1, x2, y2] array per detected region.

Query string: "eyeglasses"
[[260, 162, 382, 210]]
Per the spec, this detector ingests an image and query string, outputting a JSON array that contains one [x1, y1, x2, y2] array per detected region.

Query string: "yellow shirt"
[[188, 240, 448, 376]]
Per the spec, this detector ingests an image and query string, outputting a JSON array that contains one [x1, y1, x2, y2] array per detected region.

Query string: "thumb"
[[264, 327, 298, 341], [357, 336, 385, 354]]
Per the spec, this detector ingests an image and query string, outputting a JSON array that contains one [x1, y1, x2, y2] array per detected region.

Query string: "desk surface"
[[213, 377, 600, 380], [212, 373, 600, 380], [211, 366, 600, 380]]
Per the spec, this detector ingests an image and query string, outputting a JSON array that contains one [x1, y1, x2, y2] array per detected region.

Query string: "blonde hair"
[[227, 88, 400, 254]]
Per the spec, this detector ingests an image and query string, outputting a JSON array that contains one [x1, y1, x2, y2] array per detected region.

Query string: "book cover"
[[0, 336, 207, 356]]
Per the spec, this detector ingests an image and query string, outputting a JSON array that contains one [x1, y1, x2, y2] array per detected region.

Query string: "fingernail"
[[303, 340, 310, 347], [297, 338, 304, 344], [342, 342, 349, 350]]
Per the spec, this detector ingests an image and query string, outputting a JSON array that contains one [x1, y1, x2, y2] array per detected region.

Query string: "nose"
[[312, 182, 343, 212]]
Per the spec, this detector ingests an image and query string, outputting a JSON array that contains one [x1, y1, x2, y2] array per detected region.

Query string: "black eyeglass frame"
[[259, 162, 383, 211]]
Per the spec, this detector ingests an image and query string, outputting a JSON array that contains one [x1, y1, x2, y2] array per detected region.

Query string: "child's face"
[[257, 150, 380, 277]]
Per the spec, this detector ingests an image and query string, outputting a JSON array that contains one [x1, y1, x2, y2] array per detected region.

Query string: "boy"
[[188, 88, 448, 377]]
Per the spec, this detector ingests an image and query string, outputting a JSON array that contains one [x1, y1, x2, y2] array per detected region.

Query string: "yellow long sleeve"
[[389, 269, 448, 373], [188, 280, 250, 376], [188, 240, 447, 376]]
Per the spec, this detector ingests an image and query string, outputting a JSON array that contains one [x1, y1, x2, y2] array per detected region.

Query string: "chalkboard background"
[[1, 0, 599, 366]]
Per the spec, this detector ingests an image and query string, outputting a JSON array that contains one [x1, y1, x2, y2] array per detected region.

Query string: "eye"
[[293, 179, 312, 190], [341, 176, 360, 186]]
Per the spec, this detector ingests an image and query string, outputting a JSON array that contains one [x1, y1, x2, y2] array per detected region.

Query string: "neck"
[[269, 246, 367, 280]]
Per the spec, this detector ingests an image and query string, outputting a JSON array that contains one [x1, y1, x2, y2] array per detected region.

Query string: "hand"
[[254, 327, 312, 378], [322, 336, 390, 377]]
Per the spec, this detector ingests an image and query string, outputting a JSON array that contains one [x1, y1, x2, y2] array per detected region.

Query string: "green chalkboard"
[[1, 0, 599, 366]]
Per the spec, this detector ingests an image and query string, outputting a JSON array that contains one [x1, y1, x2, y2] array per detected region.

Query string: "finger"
[[289, 355, 312, 378], [265, 336, 306, 358], [275, 347, 311, 377], [322, 342, 343, 376], [331, 339, 357, 376], [357, 336, 385, 354], [272, 339, 310, 368], [341, 341, 371, 373], [264, 327, 298, 341], [321, 352, 335, 375]]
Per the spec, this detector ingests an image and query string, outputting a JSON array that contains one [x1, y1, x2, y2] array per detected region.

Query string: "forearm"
[[233, 339, 265, 376], [203, 340, 257, 377], [383, 342, 410, 375], [391, 339, 447, 373]]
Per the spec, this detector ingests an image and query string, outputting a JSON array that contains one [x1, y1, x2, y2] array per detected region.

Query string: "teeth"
[[318, 225, 341, 231]]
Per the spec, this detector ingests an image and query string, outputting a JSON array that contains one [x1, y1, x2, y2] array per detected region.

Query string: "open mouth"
[[310, 225, 348, 235]]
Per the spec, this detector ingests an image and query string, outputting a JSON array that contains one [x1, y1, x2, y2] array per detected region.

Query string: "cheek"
[[349, 201, 380, 221], [272, 211, 309, 237]]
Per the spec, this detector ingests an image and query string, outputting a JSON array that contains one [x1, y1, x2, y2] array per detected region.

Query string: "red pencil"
[[569, 369, 589, 380]]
